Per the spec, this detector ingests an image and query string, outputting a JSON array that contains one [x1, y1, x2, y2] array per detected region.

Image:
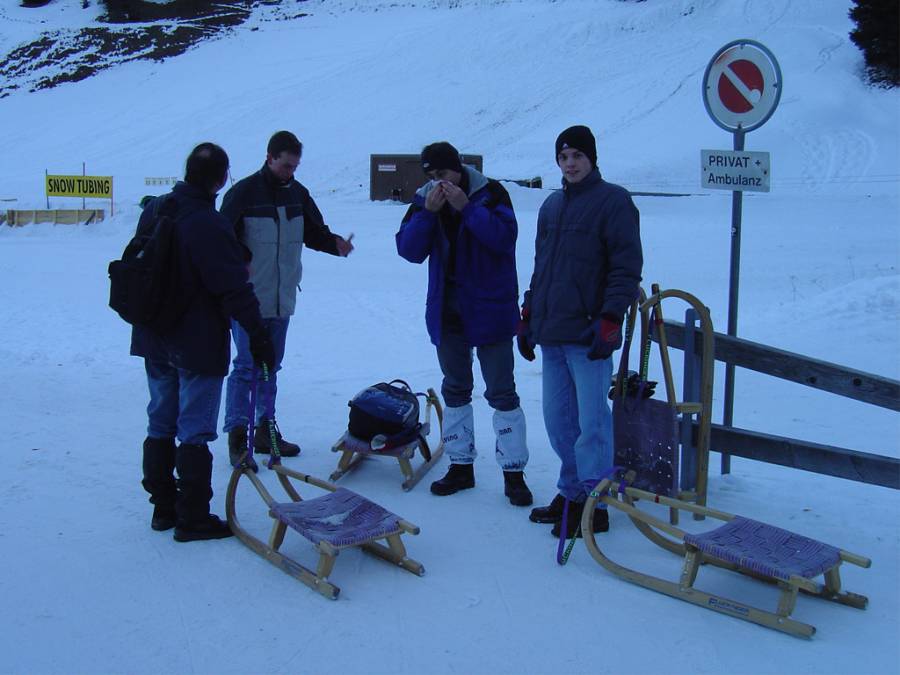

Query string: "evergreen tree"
[[849, 0, 899, 86]]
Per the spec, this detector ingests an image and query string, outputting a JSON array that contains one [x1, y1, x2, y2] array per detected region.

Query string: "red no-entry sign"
[[703, 40, 781, 132]]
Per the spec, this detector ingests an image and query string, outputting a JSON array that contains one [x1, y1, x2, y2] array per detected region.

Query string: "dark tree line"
[[849, 0, 899, 87]]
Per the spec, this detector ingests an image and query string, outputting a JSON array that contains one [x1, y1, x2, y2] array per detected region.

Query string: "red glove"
[[516, 306, 535, 362], [583, 314, 623, 361]]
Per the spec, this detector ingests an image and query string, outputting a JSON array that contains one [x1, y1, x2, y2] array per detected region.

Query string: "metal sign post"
[[702, 39, 782, 473]]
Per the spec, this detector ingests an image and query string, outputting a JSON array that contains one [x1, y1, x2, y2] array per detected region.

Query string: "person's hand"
[[516, 306, 535, 362], [581, 315, 623, 361], [248, 329, 276, 370], [424, 182, 447, 212], [441, 181, 469, 211], [336, 233, 354, 257]]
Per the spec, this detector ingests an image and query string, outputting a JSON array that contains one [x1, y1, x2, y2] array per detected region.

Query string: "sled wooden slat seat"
[[226, 464, 425, 600], [330, 387, 444, 491], [683, 516, 842, 582], [269, 487, 406, 548], [582, 477, 871, 638]]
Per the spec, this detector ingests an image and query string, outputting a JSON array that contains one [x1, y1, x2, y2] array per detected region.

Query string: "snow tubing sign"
[[703, 40, 781, 133]]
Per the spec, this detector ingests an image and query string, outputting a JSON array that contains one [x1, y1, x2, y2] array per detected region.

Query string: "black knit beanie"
[[421, 142, 463, 174], [555, 125, 597, 168]]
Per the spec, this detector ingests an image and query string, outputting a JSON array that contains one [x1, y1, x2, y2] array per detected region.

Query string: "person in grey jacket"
[[519, 125, 642, 538], [220, 131, 354, 462]]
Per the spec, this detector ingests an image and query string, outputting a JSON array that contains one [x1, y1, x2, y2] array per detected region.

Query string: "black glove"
[[248, 329, 276, 371], [581, 314, 623, 361], [516, 305, 535, 362]]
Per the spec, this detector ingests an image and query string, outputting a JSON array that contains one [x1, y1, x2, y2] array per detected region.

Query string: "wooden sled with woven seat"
[[330, 387, 444, 491], [225, 456, 425, 600], [581, 475, 871, 638]]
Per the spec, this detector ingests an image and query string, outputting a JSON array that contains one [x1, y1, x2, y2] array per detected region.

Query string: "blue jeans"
[[223, 317, 290, 431], [435, 329, 520, 411], [541, 344, 614, 501], [145, 360, 224, 445]]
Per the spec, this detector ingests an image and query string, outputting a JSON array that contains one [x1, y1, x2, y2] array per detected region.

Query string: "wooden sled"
[[581, 476, 871, 638], [330, 387, 444, 491], [225, 463, 425, 600]]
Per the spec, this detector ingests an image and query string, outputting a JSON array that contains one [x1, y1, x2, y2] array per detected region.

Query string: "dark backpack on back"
[[348, 380, 424, 452], [108, 195, 184, 333]]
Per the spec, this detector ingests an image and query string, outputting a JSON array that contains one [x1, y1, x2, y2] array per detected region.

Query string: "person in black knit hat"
[[519, 124, 643, 538], [396, 141, 533, 507]]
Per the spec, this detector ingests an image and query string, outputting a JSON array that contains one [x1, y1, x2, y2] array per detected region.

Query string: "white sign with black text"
[[701, 149, 770, 193]]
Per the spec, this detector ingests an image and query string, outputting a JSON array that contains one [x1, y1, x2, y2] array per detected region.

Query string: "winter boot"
[[173, 443, 232, 542], [228, 425, 256, 470], [550, 501, 610, 538], [441, 403, 476, 464], [503, 471, 533, 506], [142, 436, 177, 531], [529, 493, 566, 524], [254, 419, 300, 457], [430, 463, 475, 496]]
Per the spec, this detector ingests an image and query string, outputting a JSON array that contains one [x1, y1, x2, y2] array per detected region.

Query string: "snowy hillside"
[[0, 1, 898, 674]]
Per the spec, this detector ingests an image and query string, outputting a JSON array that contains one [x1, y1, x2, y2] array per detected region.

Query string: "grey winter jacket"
[[525, 169, 642, 345], [220, 164, 340, 318]]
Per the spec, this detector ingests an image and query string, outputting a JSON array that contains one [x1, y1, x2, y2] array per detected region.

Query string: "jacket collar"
[[173, 180, 217, 204], [260, 162, 294, 188], [561, 167, 603, 194]]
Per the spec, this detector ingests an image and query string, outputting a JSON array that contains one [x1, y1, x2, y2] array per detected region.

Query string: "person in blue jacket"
[[519, 125, 643, 537], [396, 142, 532, 506], [132, 142, 275, 543]]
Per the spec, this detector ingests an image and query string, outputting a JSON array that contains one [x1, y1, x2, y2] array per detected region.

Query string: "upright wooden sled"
[[330, 387, 444, 491], [225, 462, 425, 599], [581, 476, 871, 638]]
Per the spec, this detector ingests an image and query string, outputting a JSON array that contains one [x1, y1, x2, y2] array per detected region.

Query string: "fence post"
[[680, 308, 700, 492]]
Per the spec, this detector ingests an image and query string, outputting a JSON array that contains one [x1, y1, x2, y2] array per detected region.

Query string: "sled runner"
[[330, 387, 444, 491], [580, 474, 871, 638], [225, 369, 425, 599]]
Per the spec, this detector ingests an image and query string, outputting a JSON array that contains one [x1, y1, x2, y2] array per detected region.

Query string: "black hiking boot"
[[173, 443, 233, 543], [228, 426, 257, 470], [254, 419, 300, 457], [503, 471, 533, 506], [430, 463, 475, 496], [550, 502, 610, 538], [173, 514, 233, 543], [151, 505, 176, 532], [529, 493, 566, 523], [142, 436, 176, 531]]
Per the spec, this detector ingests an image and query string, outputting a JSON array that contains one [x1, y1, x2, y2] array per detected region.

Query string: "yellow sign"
[[45, 175, 113, 199]]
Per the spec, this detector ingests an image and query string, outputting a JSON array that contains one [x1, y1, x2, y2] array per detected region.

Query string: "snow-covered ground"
[[0, 1, 898, 673]]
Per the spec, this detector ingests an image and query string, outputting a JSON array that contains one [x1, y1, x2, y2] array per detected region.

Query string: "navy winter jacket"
[[396, 166, 520, 347], [130, 181, 264, 376], [525, 169, 642, 345]]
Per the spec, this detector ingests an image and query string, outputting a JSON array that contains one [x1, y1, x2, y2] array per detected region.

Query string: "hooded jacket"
[[396, 166, 520, 347], [130, 181, 264, 376]]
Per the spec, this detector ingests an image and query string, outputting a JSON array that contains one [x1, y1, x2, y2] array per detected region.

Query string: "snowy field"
[[0, 1, 898, 674]]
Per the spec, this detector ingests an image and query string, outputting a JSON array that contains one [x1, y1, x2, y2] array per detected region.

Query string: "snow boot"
[[141, 436, 176, 531], [254, 419, 300, 457], [550, 501, 610, 538], [228, 425, 256, 470], [173, 443, 232, 542], [430, 463, 475, 496], [503, 471, 533, 506], [529, 493, 566, 524]]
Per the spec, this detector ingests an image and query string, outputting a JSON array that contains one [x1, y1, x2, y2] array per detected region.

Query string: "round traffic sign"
[[703, 40, 782, 133]]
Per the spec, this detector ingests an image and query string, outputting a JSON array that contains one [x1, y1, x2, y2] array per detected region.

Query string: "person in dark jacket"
[[396, 141, 532, 506], [220, 131, 354, 462], [519, 125, 643, 537], [132, 142, 275, 543]]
